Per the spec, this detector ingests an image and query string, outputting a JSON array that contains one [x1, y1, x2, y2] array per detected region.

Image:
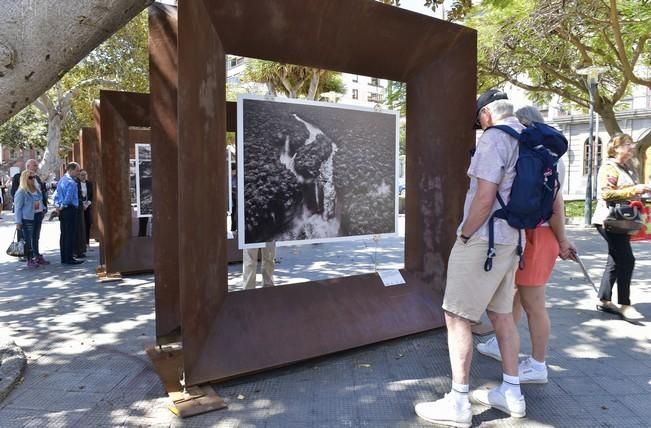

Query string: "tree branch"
[[606, 0, 651, 88], [62, 78, 117, 105], [553, 27, 592, 65], [32, 95, 52, 116], [486, 67, 590, 108], [611, 74, 630, 103], [539, 63, 586, 92]]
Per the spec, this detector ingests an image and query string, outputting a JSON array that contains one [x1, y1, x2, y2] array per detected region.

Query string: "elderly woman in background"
[[14, 169, 44, 269], [593, 133, 649, 320], [477, 106, 576, 384]]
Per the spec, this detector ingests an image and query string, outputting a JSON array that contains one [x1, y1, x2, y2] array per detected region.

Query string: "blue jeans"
[[21, 219, 35, 261], [33, 211, 44, 257]]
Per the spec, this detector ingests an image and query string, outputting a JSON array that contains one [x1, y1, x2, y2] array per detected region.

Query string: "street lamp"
[[577, 65, 608, 225]]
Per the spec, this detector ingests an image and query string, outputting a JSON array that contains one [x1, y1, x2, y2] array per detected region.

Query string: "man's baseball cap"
[[474, 89, 508, 129]]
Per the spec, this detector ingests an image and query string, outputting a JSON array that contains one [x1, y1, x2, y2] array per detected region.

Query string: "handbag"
[[6, 230, 25, 257], [603, 201, 645, 235]]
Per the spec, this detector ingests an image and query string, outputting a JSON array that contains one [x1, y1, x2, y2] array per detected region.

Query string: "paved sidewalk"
[[0, 213, 650, 427]]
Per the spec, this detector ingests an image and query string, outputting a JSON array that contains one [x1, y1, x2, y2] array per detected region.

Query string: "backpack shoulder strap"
[[486, 124, 520, 140]]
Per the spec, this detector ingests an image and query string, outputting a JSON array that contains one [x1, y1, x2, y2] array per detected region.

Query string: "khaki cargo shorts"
[[442, 235, 518, 322]]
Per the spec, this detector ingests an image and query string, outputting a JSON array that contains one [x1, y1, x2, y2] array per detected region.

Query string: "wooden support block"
[[96, 265, 123, 283], [169, 385, 227, 417], [146, 344, 227, 418]]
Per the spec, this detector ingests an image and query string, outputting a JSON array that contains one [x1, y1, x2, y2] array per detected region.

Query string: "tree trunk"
[[594, 100, 622, 137], [40, 113, 63, 181], [0, 0, 150, 125], [306, 70, 323, 101], [265, 82, 277, 96]]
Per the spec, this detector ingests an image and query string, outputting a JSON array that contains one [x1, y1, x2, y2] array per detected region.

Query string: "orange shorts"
[[515, 227, 559, 287]]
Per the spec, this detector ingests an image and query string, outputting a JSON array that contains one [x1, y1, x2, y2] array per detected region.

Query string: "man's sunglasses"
[[27, 176, 35, 180]]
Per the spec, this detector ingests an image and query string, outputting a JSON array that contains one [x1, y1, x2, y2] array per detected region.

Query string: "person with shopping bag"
[[593, 133, 650, 320], [13, 170, 44, 269]]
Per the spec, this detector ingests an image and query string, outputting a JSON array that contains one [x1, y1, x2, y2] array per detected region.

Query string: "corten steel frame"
[[150, 3, 181, 339], [96, 90, 153, 274], [72, 142, 81, 164], [79, 127, 100, 241], [177, 0, 476, 386], [149, 3, 244, 341]]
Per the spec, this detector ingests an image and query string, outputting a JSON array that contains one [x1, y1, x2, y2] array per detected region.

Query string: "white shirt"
[[81, 181, 88, 200]]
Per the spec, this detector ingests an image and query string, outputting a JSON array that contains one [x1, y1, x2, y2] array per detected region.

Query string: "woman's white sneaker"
[[470, 387, 526, 418], [519, 357, 548, 384], [619, 305, 644, 320], [476, 336, 502, 362]]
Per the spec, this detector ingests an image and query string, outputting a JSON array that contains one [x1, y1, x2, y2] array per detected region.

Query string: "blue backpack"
[[484, 122, 568, 272]]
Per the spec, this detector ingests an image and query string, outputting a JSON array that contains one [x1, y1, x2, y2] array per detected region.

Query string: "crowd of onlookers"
[[2, 159, 93, 268]]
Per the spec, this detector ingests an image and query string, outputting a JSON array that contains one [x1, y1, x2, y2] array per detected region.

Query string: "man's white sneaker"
[[476, 336, 502, 362], [470, 387, 526, 418], [415, 393, 472, 428], [519, 357, 548, 384]]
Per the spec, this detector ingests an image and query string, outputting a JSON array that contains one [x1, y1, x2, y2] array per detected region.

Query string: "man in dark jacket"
[[79, 169, 94, 245]]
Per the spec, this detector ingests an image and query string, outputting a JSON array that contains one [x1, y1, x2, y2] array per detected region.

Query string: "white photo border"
[[237, 94, 399, 249]]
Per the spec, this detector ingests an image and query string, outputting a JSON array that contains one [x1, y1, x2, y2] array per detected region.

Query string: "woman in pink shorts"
[[477, 106, 576, 384]]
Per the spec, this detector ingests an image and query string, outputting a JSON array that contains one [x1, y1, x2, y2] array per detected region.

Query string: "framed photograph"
[[237, 94, 399, 249], [129, 159, 137, 207], [135, 143, 153, 217], [227, 146, 234, 214]]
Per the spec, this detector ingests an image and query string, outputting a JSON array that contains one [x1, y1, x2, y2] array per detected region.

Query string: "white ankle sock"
[[499, 373, 522, 399], [530, 357, 546, 370], [451, 382, 469, 403]]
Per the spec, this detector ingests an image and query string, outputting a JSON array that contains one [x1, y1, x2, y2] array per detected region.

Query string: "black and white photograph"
[[135, 143, 152, 217], [129, 159, 137, 207], [238, 95, 398, 249]]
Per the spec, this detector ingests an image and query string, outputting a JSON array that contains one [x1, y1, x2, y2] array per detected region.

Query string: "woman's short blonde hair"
[[607, 133, 633, 158], [19, 169, 35, 192]]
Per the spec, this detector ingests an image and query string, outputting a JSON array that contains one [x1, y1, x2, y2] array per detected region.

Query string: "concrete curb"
[[0, 339, 26, 403]]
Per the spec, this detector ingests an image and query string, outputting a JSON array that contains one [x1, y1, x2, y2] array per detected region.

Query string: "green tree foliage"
[[0, 106, 47, 152], [469, 0, 651, 139], [59, 9, 149, 149], [384, 0, 650, 146], [242, 59, 345, 100]]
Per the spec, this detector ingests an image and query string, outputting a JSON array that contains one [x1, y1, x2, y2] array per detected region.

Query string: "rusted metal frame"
[[97, 90, 153, 275], [72, 142, 81, 165], [175, 0, 476, 385], [150, 5, 241, 343], [79, 128, 100, 241], [150, 3, 181, 340]]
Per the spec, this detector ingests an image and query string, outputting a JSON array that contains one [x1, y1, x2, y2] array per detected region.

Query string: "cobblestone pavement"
[[0, 213, 649, 427]]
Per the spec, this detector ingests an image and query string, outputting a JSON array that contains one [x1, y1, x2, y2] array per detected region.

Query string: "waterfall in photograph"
[[278, 114, 340, 240], [279, 134, 298, 178], [293, 114, 321, 144]]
